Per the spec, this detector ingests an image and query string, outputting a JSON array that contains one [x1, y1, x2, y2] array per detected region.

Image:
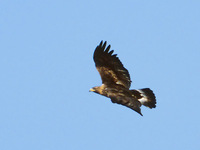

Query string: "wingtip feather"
[[99, 40, 103, 46], [108, 50, 114, 55], [105, 45, 111, 53], [102, 41, 107, 49]]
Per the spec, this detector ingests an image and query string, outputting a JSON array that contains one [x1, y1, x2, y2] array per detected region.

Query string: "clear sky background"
[[0, 0, 200, 150]]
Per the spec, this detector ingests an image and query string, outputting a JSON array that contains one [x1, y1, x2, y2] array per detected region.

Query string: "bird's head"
[[89, 84, 106, 95], [89, 86, 99, 93]]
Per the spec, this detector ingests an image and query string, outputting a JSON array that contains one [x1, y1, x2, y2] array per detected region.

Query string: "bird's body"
[[90, 41, 156, 116]]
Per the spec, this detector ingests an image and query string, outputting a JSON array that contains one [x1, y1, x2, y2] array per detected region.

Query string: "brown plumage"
[[90, 41, 156, 116]]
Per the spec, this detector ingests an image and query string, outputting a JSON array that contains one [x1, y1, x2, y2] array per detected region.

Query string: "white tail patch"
[[131, 88, 156, 108], [136, 89, 148, 105]]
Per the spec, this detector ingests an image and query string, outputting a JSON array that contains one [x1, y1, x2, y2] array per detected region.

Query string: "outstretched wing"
[[93, 41, 131, 89]]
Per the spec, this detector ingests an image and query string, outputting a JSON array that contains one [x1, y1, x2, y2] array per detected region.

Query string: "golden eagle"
[[90, 41, 156, 116]]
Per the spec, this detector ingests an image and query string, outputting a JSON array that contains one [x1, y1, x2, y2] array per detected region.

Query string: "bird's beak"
[[89, 88, 95, 92]]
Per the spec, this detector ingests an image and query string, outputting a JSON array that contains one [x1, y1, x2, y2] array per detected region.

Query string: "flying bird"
[[89, 41, 156, 116]]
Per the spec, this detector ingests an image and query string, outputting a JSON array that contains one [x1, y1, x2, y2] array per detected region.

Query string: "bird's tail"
[[131, 88, 156, 108]]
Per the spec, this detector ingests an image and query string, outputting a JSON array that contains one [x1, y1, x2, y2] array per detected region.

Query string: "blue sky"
[[0, 0, 200, 149]]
